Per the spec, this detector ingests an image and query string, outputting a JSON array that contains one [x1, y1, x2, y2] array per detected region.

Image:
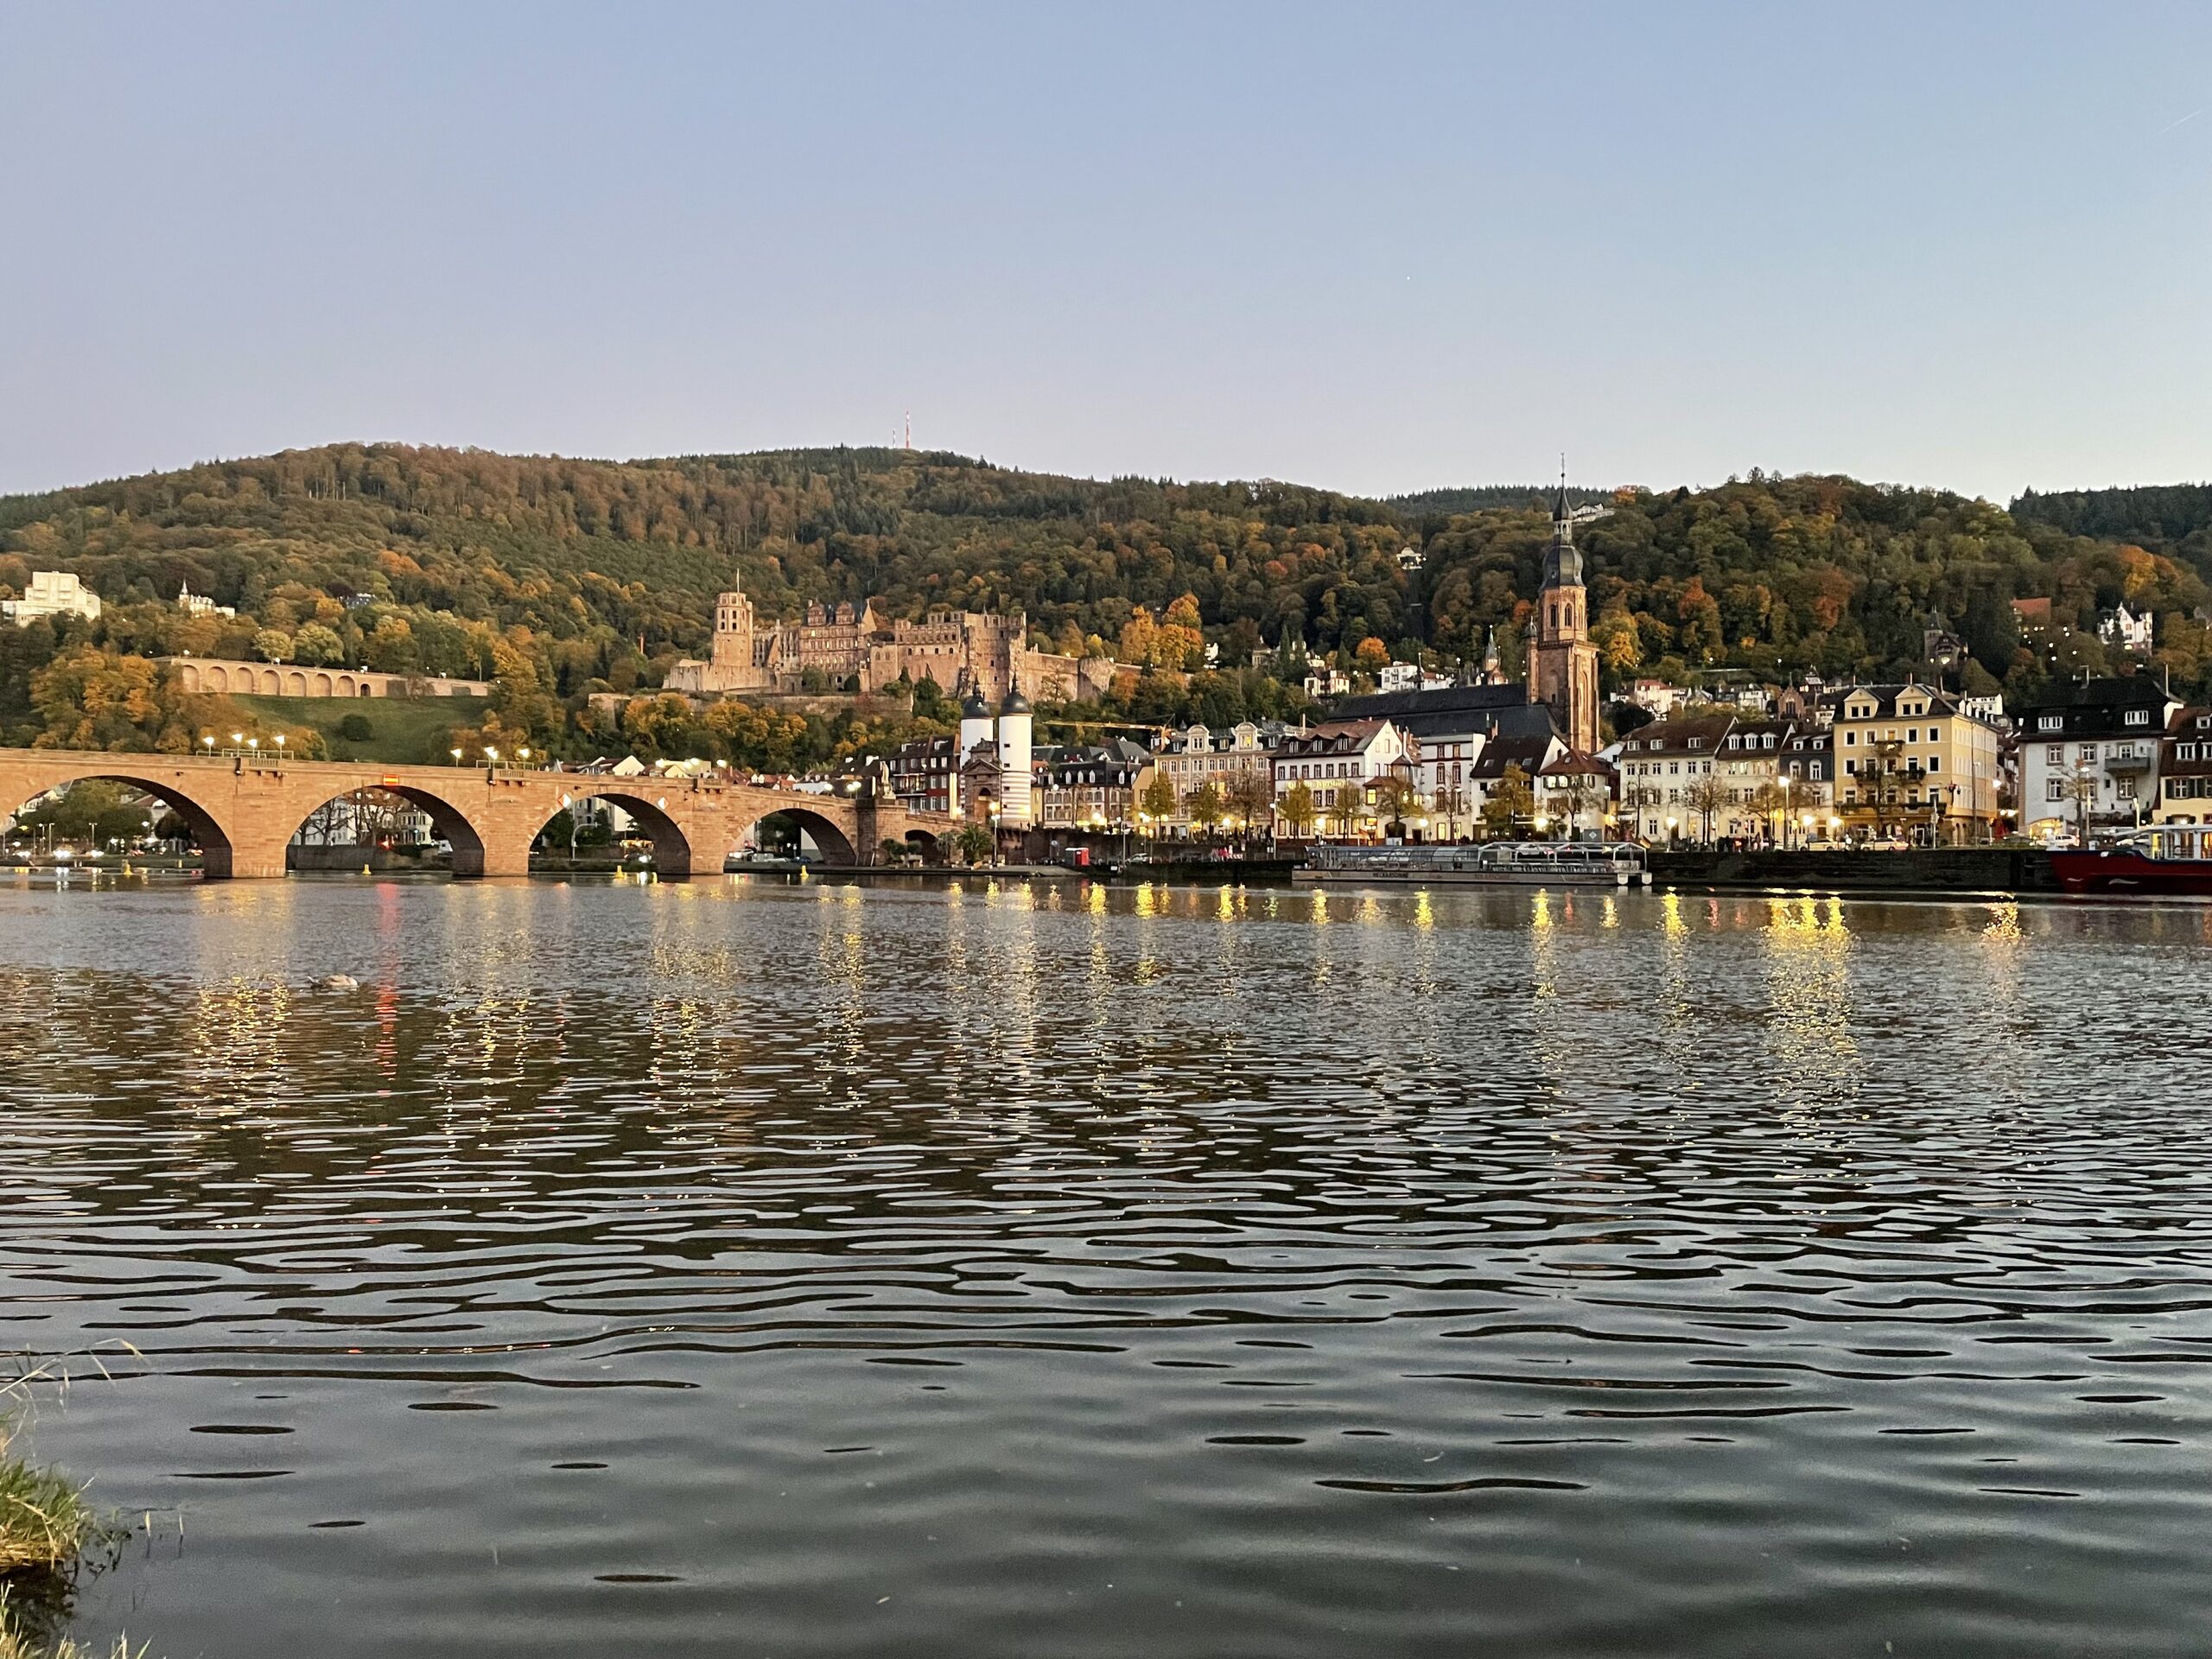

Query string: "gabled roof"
[[1471, 735, 1557, 779], [1537, 749, 1615, 779], [1617, 715, 1736, 754]]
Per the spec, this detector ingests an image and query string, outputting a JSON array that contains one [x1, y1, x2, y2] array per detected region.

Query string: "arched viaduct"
[[0, 748, 956, 879]]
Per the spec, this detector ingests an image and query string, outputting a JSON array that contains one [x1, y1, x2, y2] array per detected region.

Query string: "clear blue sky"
[[4, 2, 2208, 502]]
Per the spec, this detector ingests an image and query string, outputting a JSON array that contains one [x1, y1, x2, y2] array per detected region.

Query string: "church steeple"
[[1542, 459, 1583, 591], [1527, 454, 1599, 755]]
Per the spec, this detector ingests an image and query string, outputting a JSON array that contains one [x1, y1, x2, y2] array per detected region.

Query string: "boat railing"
[[1306, 841, 1648, 874]]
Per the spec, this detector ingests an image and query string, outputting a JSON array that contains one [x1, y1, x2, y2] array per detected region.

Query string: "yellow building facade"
[[1830, 683, 2002, 841]]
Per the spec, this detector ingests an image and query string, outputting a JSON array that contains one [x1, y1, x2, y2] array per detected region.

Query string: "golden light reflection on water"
[[1759, 895, 1857, 1110]]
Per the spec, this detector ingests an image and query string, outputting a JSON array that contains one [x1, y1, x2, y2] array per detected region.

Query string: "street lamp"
[[272, 734, 285, 756], [1664, 814, 1678, 845], [450, 748, 464, 766], [518, 747, 531, 765], [201, 734, 214, 754], [485, 747, 499, 765]]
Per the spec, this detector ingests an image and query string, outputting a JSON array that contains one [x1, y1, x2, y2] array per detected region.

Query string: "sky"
[[3, 2, 2209, 503]]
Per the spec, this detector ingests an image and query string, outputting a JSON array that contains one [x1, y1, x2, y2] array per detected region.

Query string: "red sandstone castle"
[[664, 579, 1115, 704]]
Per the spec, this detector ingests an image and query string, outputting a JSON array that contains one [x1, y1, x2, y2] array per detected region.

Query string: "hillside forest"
[[1, 444, 2207, 768]]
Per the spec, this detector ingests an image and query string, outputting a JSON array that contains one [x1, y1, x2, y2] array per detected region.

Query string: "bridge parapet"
[[0, 747, 951, 879]]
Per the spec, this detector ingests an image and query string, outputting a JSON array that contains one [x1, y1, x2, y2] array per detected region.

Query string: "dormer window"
[[2039, 715, 2063, 731], [2125, 709, 2150, 726]]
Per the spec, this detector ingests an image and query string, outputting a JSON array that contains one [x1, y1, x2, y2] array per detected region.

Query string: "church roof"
[[1332, 682, 1561, 744]]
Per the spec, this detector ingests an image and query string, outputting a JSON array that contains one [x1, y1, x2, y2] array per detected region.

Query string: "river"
[[2, 876, 2209, 1657]]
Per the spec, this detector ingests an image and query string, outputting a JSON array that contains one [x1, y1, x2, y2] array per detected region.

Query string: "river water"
[[2, 877, 2209, 1658]]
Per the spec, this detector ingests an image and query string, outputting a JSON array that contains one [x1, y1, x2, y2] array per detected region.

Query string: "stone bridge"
[[0, 748, 957, 879]]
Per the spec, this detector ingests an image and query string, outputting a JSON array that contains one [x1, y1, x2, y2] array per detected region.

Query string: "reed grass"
[[0, 1361, 147, 1657]]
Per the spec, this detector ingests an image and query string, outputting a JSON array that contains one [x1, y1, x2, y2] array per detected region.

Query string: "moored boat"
[[1296, 841, 1651, 888], [2050, 824, 2212, 898]]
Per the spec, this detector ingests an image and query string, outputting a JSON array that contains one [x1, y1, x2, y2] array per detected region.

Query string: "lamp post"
[[450, 747, 464, 766], [201, 734, 215, 756], [1777, 772, 1792, 849]]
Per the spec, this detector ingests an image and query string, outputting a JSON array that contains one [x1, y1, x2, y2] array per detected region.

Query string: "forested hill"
[[3, 444, 2211, 753], [2012, 484, 2212, 562]]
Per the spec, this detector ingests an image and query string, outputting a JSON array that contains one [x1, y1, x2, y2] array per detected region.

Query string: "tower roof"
[[1000, 687, 1032, 715], [1541, 461, 1584, 590], [961, 690, 991, 719]]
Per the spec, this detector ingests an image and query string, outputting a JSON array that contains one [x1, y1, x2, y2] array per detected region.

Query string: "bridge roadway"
[[0, 747, 957, 879]]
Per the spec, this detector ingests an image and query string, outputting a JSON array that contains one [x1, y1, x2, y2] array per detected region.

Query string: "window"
[[1926, 755, 1940, 773], [2047, 779, 2067, 802], [2079, 745, 2097, 765], [1845, 759, 1858, 775], [2039, 715, 2063, 732], [2117, 777, 2137, 800], [2046, 744, 2064, 765], [2126, 709, 2150, 727], [1811, 762, 1824, 781]]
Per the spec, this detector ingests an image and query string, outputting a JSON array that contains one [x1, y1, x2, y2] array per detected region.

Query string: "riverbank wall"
[[1649, 847, 2058, 893]]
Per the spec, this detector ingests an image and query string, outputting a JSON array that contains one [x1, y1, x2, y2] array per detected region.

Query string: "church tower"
[[1527, 472, 1600, 753]]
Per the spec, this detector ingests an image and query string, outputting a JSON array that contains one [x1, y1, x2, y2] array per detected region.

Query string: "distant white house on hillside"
[[3, 570, 102, 626]]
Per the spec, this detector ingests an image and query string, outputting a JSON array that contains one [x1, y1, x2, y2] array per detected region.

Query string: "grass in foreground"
[[1, 1369, 147, 1659], [0, 1422, 93, 1578]]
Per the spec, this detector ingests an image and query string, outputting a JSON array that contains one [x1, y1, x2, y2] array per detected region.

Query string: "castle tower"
[[958, 688, 995, 763], [996, 688, 1033, 828], [1527, 471, 1600, 753], [710, 582, 757, 677]]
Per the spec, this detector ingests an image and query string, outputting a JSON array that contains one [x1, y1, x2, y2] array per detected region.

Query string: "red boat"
[[2051, 825, 2212, 897]]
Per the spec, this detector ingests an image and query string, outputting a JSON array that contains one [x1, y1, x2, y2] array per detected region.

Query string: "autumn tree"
[[291, 622, 345, 666], [1480, 763, 1534, 839], [1138, 770, 1177, 834], [1225, 770, 1274, 842], [1278, 780, 1317, 840], [30, 648, 193, 753], [1188, 779, 1227, 840]]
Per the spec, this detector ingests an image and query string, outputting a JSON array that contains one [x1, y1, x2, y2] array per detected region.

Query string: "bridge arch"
[[282, 783, 489, 876], [741, 804, 858, 867], [532, 787, 701, 878], [1, 766, 238, 876]]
